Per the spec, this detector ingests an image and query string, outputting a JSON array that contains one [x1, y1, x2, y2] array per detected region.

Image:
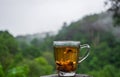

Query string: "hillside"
[[0, 12, 120, 77], [55, 12, 120, 40]]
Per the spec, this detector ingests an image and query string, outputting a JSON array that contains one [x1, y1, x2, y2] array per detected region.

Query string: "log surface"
[[41, 74, 92, 77]]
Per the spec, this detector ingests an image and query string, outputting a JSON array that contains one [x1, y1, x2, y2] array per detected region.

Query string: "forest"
[[0, 11, 120, 77]]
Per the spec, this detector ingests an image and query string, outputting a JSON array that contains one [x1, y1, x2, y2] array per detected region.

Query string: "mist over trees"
[[105, 0, 120, 26]]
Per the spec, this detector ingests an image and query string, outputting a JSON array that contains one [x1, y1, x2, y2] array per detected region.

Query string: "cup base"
[[58, 71, 75, 77]]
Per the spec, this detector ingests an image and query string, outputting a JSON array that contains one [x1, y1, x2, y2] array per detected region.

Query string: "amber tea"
[[54, 46, 79, 72]]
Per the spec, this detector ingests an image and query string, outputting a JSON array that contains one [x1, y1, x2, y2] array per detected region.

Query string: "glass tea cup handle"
[[78, 44, 90, 63]]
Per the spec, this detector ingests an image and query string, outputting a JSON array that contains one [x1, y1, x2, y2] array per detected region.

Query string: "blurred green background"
[[0, 0, 120, 77]]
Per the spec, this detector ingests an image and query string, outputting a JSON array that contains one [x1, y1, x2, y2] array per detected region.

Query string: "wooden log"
[[41, 74, 92, 77]]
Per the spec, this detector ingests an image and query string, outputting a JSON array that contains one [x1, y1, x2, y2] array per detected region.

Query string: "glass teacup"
[[53, 41, 90, 77]]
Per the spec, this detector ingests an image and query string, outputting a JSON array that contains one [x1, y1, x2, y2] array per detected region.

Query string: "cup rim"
[[53, 41, 80, 47]]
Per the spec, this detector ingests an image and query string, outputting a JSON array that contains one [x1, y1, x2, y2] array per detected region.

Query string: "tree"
[[0, 31, 19, 54], [0, 64, 4, 77], [22, 46, 41, 59], [106, 0, 120, 26], [0, 31, 19, 71], [20, 57, 53, 77], [7, 65, 29, 77]]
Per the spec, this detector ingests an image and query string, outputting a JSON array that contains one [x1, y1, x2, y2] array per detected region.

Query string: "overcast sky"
[[0, 0, 108, 36]]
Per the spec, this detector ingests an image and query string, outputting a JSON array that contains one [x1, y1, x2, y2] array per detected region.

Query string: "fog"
[[0, 0, 107, 36]]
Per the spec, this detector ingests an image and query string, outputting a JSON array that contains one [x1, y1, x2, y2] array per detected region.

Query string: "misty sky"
[[0, 0, 108, 36]]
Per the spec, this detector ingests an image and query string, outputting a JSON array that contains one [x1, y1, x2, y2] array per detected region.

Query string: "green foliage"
[[34, 57, 53, 75], [0, 31, 19, 54], [31, 38, 41, 47], [7, 65, 29, 77], [0, 64, 4, 77], [88, 65, 120, 77], [34, 57, 48, 65], [0, 31, 19, 71], [20, 57, 53, 77], [42, 51, 55, 68], [22, 45, 41, 59]]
